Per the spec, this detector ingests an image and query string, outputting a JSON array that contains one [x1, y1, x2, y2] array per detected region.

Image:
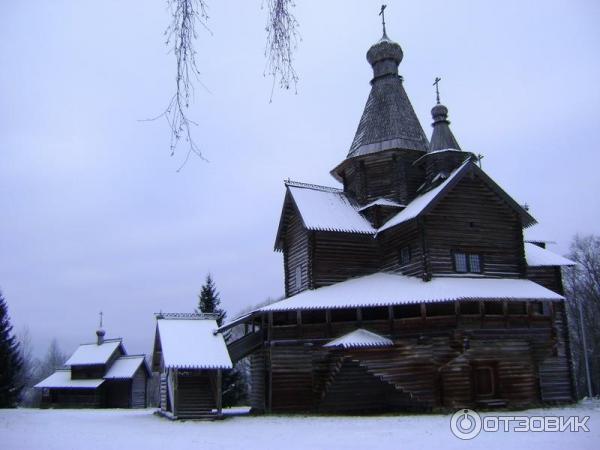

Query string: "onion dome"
[[429, 103, 461, 152], [366, 33, 404, 79]]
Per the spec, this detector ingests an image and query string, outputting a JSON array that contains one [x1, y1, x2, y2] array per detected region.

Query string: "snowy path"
[[2, 401, 599, 450]]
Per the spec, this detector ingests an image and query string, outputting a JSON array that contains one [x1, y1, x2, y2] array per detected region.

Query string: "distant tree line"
[[564, 234, 600, 398]]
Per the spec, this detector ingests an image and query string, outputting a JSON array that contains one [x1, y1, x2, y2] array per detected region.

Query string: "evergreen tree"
[[0, 290, 23, 407], [196, 274, 247, 406], [196, 274, 226, 326]]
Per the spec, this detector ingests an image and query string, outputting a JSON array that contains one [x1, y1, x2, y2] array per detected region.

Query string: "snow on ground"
[[1, 401, 599, 450]]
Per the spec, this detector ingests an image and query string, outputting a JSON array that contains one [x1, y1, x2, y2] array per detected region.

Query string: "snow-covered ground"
[[1, 401, 599, 450]]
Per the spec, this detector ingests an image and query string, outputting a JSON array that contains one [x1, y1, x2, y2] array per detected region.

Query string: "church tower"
[[330, 26, 429, 207]]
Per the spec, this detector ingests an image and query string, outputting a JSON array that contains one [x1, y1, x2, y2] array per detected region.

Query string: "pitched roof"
[[155, 317, 232, 370], [525, 242, 576, 267], [275, 181, 375, 249], [378, 160, 537, 233], [64, 339, 123, 366], [34, 370, 104, 389], [324, 329, 393, 349], [429, 103, 461, 152], [348, 75, 430, 158], [259, 272, 563, 312], [104, 355, 150, 379]]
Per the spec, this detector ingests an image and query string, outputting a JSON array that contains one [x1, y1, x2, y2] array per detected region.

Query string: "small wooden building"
[[151, 313, 233, 419], [35, 329, 150, 408]]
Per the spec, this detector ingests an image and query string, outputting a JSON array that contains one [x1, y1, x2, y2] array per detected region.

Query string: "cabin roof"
[[275, 181, 375, 249], [378, 160, 536, 233], [104, 355, 150, 379], [155, 317, 232, 370], [64, 339, 123, 366], [258, 272, 563, 312], [324, 329, 394, 349], [34, 370, 104, 389], [525, 242, 576, 267]]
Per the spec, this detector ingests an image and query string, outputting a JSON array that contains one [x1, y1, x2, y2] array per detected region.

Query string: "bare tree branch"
[[147, 0, 210, 169], [264, 0, 300, 101]]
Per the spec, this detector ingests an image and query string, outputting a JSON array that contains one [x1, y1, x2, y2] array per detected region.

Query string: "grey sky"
[[1, 0, 599, 357]]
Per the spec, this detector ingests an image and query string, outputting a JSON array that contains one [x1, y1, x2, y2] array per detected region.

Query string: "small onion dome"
[[96, 328, 105, 345], [366, 33, 403, 80], [367, 34, 403, 66], [431, 103, 450, 123]]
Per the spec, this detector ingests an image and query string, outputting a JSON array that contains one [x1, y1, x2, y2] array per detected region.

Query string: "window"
[[469, 254, 482, 273], [454, 252, 468, 272], [294, 266, 302, 289], [453, 252, 483, 273], [399, 246, 411, 266]]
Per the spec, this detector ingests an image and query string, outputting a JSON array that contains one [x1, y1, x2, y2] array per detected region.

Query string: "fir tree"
[[196, 274, 247, 406], [0, 290, 23, 408], [196, 274, 226, 326]]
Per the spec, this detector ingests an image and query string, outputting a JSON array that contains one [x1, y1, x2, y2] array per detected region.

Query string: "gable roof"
[[64, 339, 124, 366], [34, 370, 104, 389], [275, 181, 375, 250], [155, 317, 233, 370], [525, 242, 576, 267], [324, 329, 393, 349], [259, 272, 563, 312], [104, 355, 150, 379], [378, 160, 536, 233]]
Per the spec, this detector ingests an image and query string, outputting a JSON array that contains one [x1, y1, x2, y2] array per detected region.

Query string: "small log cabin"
[[35, 329, 150, 408], [152, 313, 233, 419], [220, 24, 577, 413]]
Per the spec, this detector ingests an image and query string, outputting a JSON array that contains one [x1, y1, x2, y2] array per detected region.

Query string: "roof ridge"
[[79, 338, 122, 346], [285, 179, 342, 193]]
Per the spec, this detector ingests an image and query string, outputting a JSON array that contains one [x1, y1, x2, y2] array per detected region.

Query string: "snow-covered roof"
[[259, 272, 563, 311], [379, 160, 536, 233], [286, 182, 375, 234], [104, 355, 149, 379], [324, 329, 393, 349], [156, 318, 233, 370], [525, 242, 576, 267], [378, 161, 469, 233], [358, 198, 405, 211], [64, 339, 123, 366], [34, 370, 104, 389]]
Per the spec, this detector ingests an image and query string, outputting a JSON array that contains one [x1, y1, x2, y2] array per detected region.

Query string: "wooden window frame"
[[452, 251, 484, 274]]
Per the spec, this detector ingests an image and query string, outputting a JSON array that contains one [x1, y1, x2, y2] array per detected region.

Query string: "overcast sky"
[[1, 0, 599, 358]]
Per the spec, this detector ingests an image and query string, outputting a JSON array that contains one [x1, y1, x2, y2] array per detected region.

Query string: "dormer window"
[[453, 252, 483, 274]]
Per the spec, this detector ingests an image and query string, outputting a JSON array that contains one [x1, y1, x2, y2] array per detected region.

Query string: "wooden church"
[[35, 327, 151, 408], [220, 17, 576, 413]]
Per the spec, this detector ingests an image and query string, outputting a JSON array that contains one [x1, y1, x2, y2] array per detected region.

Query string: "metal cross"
[[99, 311, 103, 328], [379, 4, 387, 36], [433, 77, 442, 105]]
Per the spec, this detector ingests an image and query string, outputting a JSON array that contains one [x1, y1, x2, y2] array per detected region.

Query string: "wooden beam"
[[216, 369, 222, 416]]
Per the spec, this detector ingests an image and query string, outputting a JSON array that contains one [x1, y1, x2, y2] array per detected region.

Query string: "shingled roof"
[[347, 33, 429, 158]]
